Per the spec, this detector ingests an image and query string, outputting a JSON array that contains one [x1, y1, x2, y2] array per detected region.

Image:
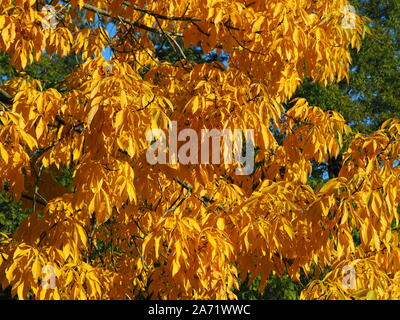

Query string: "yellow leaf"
[[120, 90, 127, 107], [214, 10, 224, 25], [36, 93, 44, 113], [340, 206, 349, 224], [20, 50, 28, 70], [252, 16, 265, 33], [114, 110, 124, 129], [127, 182, 136, 203], [320, 179, 341, 194], [65, 271, 74, 286], [142, 235, 153, 254], [53, 289, 61, 300], [373, 230, 380, 251], [243, 232, 250, 250]]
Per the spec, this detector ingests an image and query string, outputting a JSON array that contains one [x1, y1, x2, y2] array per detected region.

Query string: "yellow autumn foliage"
[[0, 0, 398, 300]]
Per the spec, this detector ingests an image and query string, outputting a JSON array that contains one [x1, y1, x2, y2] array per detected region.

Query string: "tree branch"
[[0, 88, 13, 105], [82, 3, 182, 37], [21, 193, 47, 206]]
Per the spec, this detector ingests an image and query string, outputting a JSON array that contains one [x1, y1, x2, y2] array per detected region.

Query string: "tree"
[[0, 0, 399, 300], [293, 0, 400, 134]]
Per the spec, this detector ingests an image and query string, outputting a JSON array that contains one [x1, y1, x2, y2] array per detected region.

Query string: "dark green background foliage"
[[0, 0, 399, 299]]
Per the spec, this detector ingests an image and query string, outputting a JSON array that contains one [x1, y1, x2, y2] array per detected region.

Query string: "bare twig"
[[133, 217, 148, 236], [154, 178, 164, 211], [82, 3, 182, 37]]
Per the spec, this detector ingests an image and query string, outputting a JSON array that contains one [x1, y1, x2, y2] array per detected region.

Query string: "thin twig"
[[162, 179, 192, 217], [21, 193, 47, 206]]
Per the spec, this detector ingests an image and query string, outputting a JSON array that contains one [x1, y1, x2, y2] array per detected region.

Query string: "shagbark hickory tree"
[[0, 0, 398, 300]]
